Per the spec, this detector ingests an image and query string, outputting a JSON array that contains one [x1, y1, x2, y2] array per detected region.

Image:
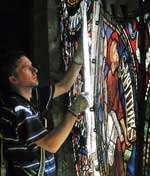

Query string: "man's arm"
[[53, 63, 82, 98], [35, 94, 88, 153], [35, 111, 76, 153], [53, 42, 83, 98]]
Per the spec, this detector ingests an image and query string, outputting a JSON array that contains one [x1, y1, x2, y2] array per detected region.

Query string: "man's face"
[[10, 56, 39, 88], [110, 41, 119, 69]]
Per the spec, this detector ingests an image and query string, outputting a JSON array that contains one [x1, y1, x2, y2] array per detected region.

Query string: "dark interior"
[[0, 0, 32, 55]]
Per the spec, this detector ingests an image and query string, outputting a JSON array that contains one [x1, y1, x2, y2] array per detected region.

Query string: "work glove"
[[73, 39, 84, 65], [68, 94, 89, 117]]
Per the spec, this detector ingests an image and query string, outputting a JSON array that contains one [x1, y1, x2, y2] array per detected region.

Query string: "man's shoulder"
[[1, 93, 29, 113], [5, 95, 21, 108]]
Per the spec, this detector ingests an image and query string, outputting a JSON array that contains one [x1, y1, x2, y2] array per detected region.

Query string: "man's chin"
[[32, 81, 39, 87], [35, 82, 39, 86]]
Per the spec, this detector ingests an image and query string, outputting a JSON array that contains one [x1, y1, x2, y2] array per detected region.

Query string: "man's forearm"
[[35, 111, 77, 153], [53, 63, 82, 98]]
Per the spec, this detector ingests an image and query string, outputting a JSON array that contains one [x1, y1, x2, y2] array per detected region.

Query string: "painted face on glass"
[[109, 41, 119, 72], [9, 56, 39, 89]]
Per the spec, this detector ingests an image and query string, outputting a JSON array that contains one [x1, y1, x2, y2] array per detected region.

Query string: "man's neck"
[[17, 88, 32, 101]]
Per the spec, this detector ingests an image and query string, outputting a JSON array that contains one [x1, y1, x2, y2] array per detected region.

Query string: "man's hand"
[[68, 94, 89, 117], [73, 41, 84, 65]]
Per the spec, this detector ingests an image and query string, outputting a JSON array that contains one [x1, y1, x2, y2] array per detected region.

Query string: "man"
[[106, 31, 130, 175], [0, 49, 88, 176]]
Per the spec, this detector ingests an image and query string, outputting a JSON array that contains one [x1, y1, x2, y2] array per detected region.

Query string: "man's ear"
[[9, 75, 18, 85]]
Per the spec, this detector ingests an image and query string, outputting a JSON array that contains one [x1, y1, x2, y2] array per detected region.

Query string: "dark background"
[[0, 0, 32, 54]]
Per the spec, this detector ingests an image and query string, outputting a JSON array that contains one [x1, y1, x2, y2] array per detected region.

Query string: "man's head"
[[0, 50, 39, 93], [107, 32, 120, 70]]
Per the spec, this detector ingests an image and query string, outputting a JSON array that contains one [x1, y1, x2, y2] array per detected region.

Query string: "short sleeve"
[[15, 105, 48, 144]]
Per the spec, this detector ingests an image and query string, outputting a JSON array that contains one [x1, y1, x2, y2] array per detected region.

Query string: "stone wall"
[[47, 1, 76, 175]]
